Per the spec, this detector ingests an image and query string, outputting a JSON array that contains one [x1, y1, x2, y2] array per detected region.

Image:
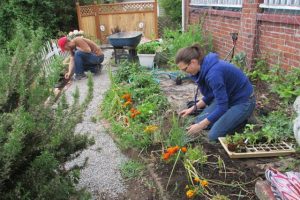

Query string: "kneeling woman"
[[177, 44, 256, 141]]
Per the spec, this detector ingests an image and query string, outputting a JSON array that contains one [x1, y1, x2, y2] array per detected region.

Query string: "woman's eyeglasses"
[[182, 63, 190, 72]]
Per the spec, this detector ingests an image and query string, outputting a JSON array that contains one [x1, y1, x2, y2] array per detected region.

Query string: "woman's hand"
[[187, 119, 210, 136], [179, 106, 195, 117], [187, 123, 205, 136]]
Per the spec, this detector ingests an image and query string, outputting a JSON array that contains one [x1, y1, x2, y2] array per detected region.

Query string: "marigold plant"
[[200, 180, 208, 187], [186, 189, 196, 199], [181, 146, 187, 153], [144, 125, 158, 133]]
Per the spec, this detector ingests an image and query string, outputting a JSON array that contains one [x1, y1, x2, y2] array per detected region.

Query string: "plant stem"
[[166, 150, 181, 190]]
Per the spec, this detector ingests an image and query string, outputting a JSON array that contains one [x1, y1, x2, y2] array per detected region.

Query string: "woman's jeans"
[[194, 96, 256, 141], [74, 50, 104, 74]]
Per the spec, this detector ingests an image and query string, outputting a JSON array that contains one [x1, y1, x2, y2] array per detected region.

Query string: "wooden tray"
[[218, 137, 296, 159]]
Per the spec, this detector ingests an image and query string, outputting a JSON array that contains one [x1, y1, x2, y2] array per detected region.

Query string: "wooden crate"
[[218, 137, 296, 159]]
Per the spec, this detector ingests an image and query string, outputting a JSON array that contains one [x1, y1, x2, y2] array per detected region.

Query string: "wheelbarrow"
[[108, 31, 142, 63]]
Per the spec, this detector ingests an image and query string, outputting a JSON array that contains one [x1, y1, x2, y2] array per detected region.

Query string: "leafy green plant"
[[260, 111, 294, 142], [113, 61, 141, 84], [137, 41, 160, 54], [248, 56, 300, 103], [184, 146, 207, 165], [232, 52, 247, 70]]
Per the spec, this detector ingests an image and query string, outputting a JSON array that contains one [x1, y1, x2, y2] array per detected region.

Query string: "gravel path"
[[64, 50, 128, 199]]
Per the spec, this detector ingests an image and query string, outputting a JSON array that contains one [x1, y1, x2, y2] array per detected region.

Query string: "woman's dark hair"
[[175, 43, 204, 64]]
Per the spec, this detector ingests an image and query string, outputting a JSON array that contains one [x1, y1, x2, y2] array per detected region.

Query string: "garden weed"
[[166, 114, 187, 147], [120, 160, 145, 180]]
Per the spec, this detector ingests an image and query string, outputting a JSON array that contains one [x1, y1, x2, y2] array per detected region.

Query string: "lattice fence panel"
[[80, 6, 95, 17], [99, 2, 154, 14]]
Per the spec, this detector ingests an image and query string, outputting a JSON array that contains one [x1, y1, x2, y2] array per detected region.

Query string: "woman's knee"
[[208, 130, 226, 141]]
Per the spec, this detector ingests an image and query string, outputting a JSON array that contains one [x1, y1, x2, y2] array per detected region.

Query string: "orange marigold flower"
[[121, 93, 131, 101], [200, 180, 208, 187], [130, 108, 136, 113], [135, 110, 141, 115], [123, 101, 132, 107], [166, 147, 178, 155], [181, 147, 187, 153], [186, 189, 196, 198], [193, 177, 200, 183], [130, 113, 136, 118], [163, 152, 170, 160], [174, 145, 180, 151]]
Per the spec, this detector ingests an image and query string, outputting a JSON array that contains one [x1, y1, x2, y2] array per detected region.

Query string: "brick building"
[[183, 0, 300, 69]]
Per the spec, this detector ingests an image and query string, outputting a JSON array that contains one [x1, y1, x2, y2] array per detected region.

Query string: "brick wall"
[[187, 1, 300, 68], [257, 16, 300, 69], [189, 8, 241, 60]]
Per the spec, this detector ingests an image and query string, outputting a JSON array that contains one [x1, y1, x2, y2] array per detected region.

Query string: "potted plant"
[[137, 41, 160, 68]]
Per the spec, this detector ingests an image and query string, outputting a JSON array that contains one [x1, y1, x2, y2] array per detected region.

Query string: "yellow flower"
[[193, 177, 200, 183], [186, 189, 195, 198], [200, 180, 208, 187], [144, 125, 158, 133]]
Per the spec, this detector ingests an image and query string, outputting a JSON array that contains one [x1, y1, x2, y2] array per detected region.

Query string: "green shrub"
[[161, 25, 213, 68], [0, 27, 92, 199], [246, 57, 300, 104], [159, 0, 182, 24]]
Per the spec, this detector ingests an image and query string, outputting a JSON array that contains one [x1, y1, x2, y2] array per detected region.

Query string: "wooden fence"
[[76, 1, 158, 44]]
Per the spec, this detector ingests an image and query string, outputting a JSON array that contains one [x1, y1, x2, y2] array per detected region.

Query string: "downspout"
[[182, 0, 185, 32]]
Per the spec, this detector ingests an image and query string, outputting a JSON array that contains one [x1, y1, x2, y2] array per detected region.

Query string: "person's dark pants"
[[194, 96, 256, 141], [74, 50, 104, 74]]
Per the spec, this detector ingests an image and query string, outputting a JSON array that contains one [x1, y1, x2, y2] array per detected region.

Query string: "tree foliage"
[[0, 0, 78, 45], [159, 0, 182, 24]]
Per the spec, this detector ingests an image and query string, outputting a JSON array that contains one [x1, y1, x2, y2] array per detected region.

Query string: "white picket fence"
[[41, 40, 69, 77], [190, 0, 243, 8]]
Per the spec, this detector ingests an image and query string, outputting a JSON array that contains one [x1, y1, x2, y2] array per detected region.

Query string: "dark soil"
[[151, 138, 281, 200], [97, 177, 158, 200]]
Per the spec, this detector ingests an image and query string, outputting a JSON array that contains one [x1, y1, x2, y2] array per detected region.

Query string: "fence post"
[[52, 41, 60, 55], [237, 0, 263, 68], [94, 1, 101, 40], [76, 1, 82, 31], [154, 0, 159, 38]]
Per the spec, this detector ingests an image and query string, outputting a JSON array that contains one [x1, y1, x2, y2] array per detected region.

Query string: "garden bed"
[[151, 136, 271, 200]]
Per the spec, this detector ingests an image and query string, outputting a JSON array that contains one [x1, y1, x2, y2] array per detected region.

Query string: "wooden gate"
[[76, 1, 158, 44]]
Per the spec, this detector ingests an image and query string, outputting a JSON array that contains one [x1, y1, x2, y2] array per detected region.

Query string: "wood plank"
[[218, 137, 296, 159]]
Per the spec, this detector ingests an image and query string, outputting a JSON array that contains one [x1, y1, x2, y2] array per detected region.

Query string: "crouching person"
[[177, 44, 256, 141], [57, 36, 104, 80]]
